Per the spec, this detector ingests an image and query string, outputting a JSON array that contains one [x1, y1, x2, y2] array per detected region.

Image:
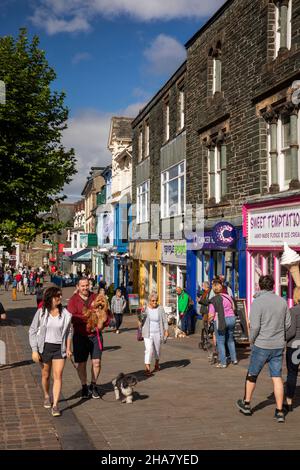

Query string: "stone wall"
[[186, 0, 300, 227]]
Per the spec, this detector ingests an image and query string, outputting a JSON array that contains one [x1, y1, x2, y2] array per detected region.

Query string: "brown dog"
[[83, 294, 109, 333]]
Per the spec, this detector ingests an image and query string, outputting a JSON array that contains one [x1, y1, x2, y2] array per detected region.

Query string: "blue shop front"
[[186, 222, 246, 304]]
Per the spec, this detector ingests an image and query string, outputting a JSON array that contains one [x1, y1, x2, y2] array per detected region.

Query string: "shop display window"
[[152, 264, 158, 293], [144, 262, 150, 299], [253, 254, 262, 294], [280, 265, 289, 301], [203, 252, 210, 283], [165, 265, 178, 312]]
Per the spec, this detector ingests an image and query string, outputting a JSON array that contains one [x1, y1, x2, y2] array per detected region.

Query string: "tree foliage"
[[0, 28, 76, 247]]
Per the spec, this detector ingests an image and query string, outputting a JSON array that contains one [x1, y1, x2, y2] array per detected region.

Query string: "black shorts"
[[41, 343, 63, 363], [73, 333, 103, 363]]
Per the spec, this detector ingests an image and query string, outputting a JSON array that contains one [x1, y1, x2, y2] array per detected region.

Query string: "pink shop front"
[[243, 196, 300, 312]]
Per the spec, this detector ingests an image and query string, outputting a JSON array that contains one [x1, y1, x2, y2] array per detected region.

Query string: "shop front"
[[129, 241, 161, 306], [186, 222, 246, 304], [161, 240, 187, 316], [243, 196, 300, 311]]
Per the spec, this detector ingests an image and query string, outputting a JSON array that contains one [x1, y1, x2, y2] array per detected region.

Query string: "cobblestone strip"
[[14, 320, 96, 450], [0, 322, 61, 450]]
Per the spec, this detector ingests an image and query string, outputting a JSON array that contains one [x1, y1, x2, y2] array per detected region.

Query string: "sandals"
[[144, 369, 153, 377]]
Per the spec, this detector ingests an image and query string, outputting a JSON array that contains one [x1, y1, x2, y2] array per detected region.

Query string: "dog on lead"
[[167, 315, 186, 339], [112, 373, 138, 404]]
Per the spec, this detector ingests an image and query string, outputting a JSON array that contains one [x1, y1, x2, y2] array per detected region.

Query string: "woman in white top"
[[141, 293, 168, 376], [29, 287, 72, 417]]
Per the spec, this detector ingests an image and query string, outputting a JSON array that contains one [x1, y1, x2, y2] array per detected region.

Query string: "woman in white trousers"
[[142, 293, 169, 376]]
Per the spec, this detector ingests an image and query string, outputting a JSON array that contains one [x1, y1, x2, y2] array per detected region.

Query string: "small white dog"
[[112, 373, 138, 404]]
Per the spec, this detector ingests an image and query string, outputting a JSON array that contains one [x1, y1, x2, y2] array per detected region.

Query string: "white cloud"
[[30, 0, 225, 34], [30, 5, 91, 35], [72, 52, 92, 65], [62, 110, 112, 200], [143, 34, 186, 76], [122, 101, 147, 117], [62, 102, 145, 200]]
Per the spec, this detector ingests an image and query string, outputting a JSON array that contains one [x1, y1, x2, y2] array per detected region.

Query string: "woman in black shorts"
[[29, 287, 72, 417]]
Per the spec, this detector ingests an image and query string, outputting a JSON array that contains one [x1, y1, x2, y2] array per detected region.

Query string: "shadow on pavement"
[[103, 346, 121, 352], [0, 359, 33, 370], [252, 385, 300, 414], [4, 307, 37, 326], [61, 360, 190, 410]]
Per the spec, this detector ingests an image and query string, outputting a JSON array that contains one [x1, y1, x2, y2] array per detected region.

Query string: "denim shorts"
[[248, 345, 284, 378]]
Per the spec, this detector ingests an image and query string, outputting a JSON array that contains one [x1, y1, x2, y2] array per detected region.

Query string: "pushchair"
[[198, 319, 218, 364]]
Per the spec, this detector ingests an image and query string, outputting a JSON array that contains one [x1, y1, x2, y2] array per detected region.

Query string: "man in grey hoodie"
[[236, 275, 291, 423]]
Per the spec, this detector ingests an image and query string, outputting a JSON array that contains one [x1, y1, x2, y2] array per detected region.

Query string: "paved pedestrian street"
[[1, 286, 300, 451]]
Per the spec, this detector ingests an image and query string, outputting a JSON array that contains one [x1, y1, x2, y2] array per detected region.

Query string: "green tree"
[[0, 28, 76, 247]]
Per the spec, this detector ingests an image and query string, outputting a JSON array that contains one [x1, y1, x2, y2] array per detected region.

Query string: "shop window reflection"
[[165, 265, 177, 312], [254, 254, 262, 294], [204, 252, 210, 283], [280, 265, 289, 301]]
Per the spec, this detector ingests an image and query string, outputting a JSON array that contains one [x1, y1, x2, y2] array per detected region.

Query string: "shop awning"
[[70, 248, 92, 262]]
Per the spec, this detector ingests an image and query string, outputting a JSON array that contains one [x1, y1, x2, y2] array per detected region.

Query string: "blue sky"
[[1, 0, 225, 199]]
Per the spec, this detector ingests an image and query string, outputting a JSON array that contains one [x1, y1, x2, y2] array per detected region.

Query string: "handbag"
[[136, 327, 144, 341]]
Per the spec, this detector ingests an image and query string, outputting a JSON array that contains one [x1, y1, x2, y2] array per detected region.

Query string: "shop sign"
[[162, 241, 186, 265], [248, 205, 300, 247], [128, 294, 139, 307], [197, 229, 236, 250], [212, 222, 236, 248]]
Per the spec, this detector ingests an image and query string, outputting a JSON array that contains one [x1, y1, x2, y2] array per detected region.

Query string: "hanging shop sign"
[[247, 204, 300, 248], [212, 222, 237, 248], [193, 224, 237, 250], [162, 241, 186, 265]]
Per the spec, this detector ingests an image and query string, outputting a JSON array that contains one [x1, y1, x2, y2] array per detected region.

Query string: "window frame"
[[212, 57, 222, 94], [268, 112, 299, 190], [137, 180, 150, 224], [161, 161, 186, 219], [275, 0, 292, 57], [164, 99, 170, 142], [208, 145, 227, 203], [138, 127, 143, 163], [178, 87, 185, 131], [145, 119, 150, 157]]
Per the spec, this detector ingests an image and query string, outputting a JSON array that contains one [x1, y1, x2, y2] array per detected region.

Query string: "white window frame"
[[137, 180, 150, 224], [268, 111, 300, 191], [212, 57, 222, 94], [145, 120, 150, 157], [165, 100, 170, 142], [275, 0, 292, 57], [161, 161, 186, 219], [138, 128, 143, 162], [179, 88, 185, 130], [287, 0, 292, 50], [208, 146, 226, 203]]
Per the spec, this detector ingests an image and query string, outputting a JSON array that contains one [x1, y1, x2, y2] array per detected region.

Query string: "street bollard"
[[0, 340, 6, 365], [12, 287, 17, 301]]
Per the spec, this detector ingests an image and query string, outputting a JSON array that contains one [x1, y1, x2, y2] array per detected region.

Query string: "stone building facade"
[[131, 63, 187, 306], [185, 0, 300, 305], [130, 0, 300, 312]]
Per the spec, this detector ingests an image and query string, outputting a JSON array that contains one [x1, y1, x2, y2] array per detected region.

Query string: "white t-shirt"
[[148, 307, 160, 334], [45, 314, 64, 344]]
